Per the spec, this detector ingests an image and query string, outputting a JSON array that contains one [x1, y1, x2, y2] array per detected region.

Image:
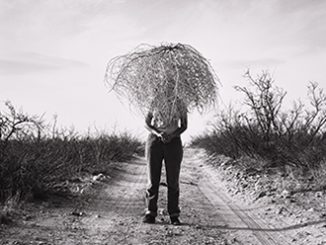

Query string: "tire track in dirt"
[[198, 176, 282, 244], [193, 148, 307, 245]]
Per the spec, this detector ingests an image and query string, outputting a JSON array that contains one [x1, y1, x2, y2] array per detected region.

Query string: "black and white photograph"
[[1, 0, 326, 244]]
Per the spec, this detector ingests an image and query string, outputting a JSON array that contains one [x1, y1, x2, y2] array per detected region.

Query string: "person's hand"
[[159, 132, 174, 144], [159, 132, 170, 143]]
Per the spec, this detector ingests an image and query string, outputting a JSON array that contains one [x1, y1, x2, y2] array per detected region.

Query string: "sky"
[[1, 0, 326, 142]]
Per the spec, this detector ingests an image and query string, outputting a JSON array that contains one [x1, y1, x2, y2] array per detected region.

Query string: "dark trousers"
[[145, 134, 183, 218]]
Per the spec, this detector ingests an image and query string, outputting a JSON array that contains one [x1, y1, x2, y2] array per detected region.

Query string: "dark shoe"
[[143, 214, 155, 224], [170, 217, 181, 226]]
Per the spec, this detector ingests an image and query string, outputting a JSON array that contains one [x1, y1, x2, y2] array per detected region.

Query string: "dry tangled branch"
[[105, 43, 219, 122]]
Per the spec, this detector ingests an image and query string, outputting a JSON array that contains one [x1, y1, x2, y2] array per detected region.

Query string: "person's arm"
[[145, 112, 163, 138], [167, 112, 188, 141]]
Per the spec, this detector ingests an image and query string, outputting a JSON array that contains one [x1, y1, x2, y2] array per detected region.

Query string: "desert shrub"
[[191, 71, 326, 172], [0, 102, 143, 203]]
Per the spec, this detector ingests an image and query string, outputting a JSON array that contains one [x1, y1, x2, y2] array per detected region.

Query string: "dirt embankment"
[[1, 148, 326, 244]]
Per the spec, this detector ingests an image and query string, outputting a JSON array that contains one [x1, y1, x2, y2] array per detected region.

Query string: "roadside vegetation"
[[191, 71, 326, 212], [0, 101, 143, 223]]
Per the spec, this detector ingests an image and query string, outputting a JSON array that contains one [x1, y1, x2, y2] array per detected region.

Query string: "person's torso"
[[152, 111, 180, 134]]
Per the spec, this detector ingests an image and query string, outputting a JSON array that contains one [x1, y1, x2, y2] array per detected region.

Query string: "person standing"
[[104, 43, 218, 225], [143, 101, 187, 225]]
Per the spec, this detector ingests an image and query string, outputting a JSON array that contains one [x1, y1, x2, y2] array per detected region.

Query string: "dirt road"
[[1, 148, 325, 244]]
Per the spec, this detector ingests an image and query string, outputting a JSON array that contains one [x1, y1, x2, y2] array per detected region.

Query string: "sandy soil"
[[1, 148, 325, 244]]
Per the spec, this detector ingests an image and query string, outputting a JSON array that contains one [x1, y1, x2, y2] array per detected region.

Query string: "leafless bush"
[[192, 71, 326, 173], [0, 102, 143, 203], [0, 101, 42, 147]]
